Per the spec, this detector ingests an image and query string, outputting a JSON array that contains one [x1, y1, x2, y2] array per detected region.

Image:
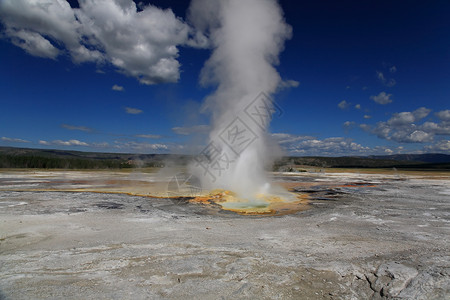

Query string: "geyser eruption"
[[189, 0, 292, 202]]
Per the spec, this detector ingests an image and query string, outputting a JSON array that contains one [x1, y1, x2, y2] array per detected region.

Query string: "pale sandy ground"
[[0, 169, 449, 299]]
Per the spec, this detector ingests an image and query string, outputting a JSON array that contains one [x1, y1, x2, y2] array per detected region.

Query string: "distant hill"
[[276, 154, 450, 170], [0, 146, 449, 170], [0, 146, 189, 169], [368, 153, 450, 163]]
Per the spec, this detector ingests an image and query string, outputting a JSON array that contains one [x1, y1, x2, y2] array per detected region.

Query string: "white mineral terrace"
[[0, 169, 449, 299]]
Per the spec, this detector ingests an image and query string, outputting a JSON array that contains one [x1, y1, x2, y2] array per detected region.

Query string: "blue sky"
[[0, 0, 449, 156]]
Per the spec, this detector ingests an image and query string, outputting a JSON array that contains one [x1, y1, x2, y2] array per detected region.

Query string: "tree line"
[[0, 154, 133, 169]]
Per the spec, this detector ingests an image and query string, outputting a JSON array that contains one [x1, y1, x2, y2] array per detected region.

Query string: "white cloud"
[[364, 115, 372, 119], [412, 107, 431, 120], [172, 125, 209, 135], [355, 104, 361, 110], [424, 140, 450, 152], [52, 139, 89, 146], [274, 134, 371, 156], [135, 134, 162, 139], [376, 71, 385, 82], [125, 107, 143, 114], [403, 130, 433, 143], [1, 136, 30, 143], [361, 107, 449, 143], [0, 0, 201, 84], [61, 124, 93, 132], [436, 109, 450, 121], [278, 79, 299, 89], [376, 70, 396, 87], [112, 84, 124, 91], [273, 132, 423, 156], [421, 122, 450, 135], [338, 100, 350, 110], [271, 133, 315, 145], [387, 107, 430, 126], [9, 30, 60, 59], [114, 141, 168, 152], [75, 0, 191, 84], [92, 142, 110, 148], [370, 91, 392, 105], [0, 0, 100, 62], [37, 139, 89, 146], [390, 66, 397, 73], [343, 121, 356, 129], [387, 112, 415, 126]]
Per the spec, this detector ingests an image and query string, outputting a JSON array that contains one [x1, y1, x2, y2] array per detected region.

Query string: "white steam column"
[[189, 0, 292, 201]]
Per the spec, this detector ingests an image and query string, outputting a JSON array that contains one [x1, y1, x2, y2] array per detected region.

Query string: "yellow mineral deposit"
[[190, 189, 309, 216]]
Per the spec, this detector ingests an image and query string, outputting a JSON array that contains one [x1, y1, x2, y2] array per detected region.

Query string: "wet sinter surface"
[[0, 170, 449, 299]]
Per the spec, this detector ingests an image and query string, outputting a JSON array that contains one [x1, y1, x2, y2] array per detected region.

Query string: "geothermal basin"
[[0, 169, 449, 299]]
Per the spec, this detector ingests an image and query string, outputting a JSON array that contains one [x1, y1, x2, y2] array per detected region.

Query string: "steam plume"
[[189, 0, 292, 200]]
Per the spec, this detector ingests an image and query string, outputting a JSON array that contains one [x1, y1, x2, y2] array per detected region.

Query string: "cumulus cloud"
[[412, 107, 431, 120], [424, 140, 450, 152], [172, 125, 209, 135], [370, 91, 393, 105], [38, 139, 89, 146], [135, 134, 162, 139], [0, 0, 203, 84], [1, 136, 30, 143], [436, 109, 450, 121], [0, 0, 102, 62], [52, 139, 89, 146], [421, 121, 450, 135], [9, 30, 60, 59], [112, 84, 124, 91], [91, 142, 110, 148], [114, 141, 168, 152], [61, 124, 93, 132], [387, 107, 430, 126], [343, 121, 356, 130], [361, 107, 449, 143], [125, 107, 143, 114], [355, 104, 361, 110], [338, 100, 350, 110], [271, 133, 315, 145], [271, 134, 371, 156], [387, 112, 415, 126], [364, 115, 372, 119]]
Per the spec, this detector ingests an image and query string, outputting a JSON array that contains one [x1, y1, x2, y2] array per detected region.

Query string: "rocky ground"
[[0, 170, 449, 299]]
